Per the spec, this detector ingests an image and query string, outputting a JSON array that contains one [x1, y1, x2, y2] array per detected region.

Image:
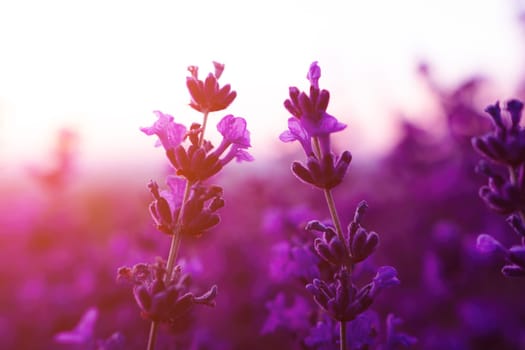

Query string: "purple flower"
[[304, 315, 337, 350], [268, 241, 320, 282], [54, 307, 98, 345], [117, 260, 217, 324], [472, 99, 525, 166], [306, 270, 375, 322], [260, 293, 311, 334], [474, 160, 525, 215], [186, 62, 237, 113], [372, 266, 400, 291], [140, 111, 187, 151], [283, 61, 346, 138], [213, 115, 254, 165], [217, 114, 251, 148], [307, 61, 321, 89], [147, 178, 223, 237], [97, 332, 126, 350], [148, 180, 175, 235], [385, 314, 417, 349], [167, 115, 253, 181], [291, 151, 352, 190], [308, 201, 379, 265], [476, 234, 504, 253], [279, 117, 314, 155], [176, 184, 224, 237]]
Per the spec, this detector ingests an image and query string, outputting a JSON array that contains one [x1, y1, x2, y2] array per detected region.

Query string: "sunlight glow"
[[0, 0, 522, 177]]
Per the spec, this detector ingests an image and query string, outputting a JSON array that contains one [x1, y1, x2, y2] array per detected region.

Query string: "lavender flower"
[[283, 61, 347, 139], [117, 259, 217, 324], [472, 100, 525, 166], [384, 314, 417, 350], [140, 111, 187, 151], [54, 307, 126, 350], [127, 61, 250, 349], [472, 98, 525, 278], [276, 61, 406, 350], [166, 115, 253, 182], [186, 62, 237, 113], [281, 61, 352, 190], [308, 201, 380, 265]]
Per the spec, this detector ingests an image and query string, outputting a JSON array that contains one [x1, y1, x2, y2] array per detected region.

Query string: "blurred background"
[[2, 0, 525, 349]]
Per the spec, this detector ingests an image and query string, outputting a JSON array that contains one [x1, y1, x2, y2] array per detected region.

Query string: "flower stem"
[[198, 111, 210, 147], [508, 166, 525, 224], [146, 110, 210, 350], [165, 182, 192, 280], [312, 137, 347, 251], [340, 321, 347, 350], [323, 188, 345, 244], [146, 322, 159, 350], [313, 137, 350, 350]]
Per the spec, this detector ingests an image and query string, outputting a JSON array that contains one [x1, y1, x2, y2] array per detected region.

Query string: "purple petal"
[[140, 111, 187, 150], [476, 234, 505, 253], [162, 175, 187, 211], [217, 115, 251, 147], [279, 117, 313, 155], [307, 61, 321, 89]]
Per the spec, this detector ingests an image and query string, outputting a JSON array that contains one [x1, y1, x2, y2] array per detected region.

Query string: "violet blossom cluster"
[[472, 99, 525, 277], [277, 62, 413, 349], [118, 62, 252, 348]]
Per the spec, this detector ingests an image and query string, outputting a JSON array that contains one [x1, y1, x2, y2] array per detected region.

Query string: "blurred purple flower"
[[476, 234, 504, 253], [54, 307, 98, 345], [372, 266, 400, 291], [268, 241, 320, 282], [472, 99, 525, 167], [384, 314, 417, 350], [305, 311, 379, 350], [261, 293, 311, 334]]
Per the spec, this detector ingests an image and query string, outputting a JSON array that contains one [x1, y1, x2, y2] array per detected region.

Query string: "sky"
[[0, 0, 524, 180]]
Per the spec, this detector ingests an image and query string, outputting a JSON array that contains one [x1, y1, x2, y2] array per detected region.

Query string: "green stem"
[[340, 321, 347, 350]]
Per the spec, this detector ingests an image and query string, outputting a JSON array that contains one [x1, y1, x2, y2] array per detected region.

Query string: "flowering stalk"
[[119, 61, 252, 350], [472, 99, 525, 276], [280, 62, 401, 350]]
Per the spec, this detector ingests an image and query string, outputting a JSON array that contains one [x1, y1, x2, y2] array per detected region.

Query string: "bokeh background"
[[2, 0, 525, 349]]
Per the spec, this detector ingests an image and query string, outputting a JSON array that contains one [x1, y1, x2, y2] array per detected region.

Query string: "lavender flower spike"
[[140, 111, 187, 151], [186, 62, 237, 113], [283, 61, 347, 138]]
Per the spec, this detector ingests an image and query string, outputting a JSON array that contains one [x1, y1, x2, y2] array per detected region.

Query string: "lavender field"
[[2, 2, 525, 350]]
